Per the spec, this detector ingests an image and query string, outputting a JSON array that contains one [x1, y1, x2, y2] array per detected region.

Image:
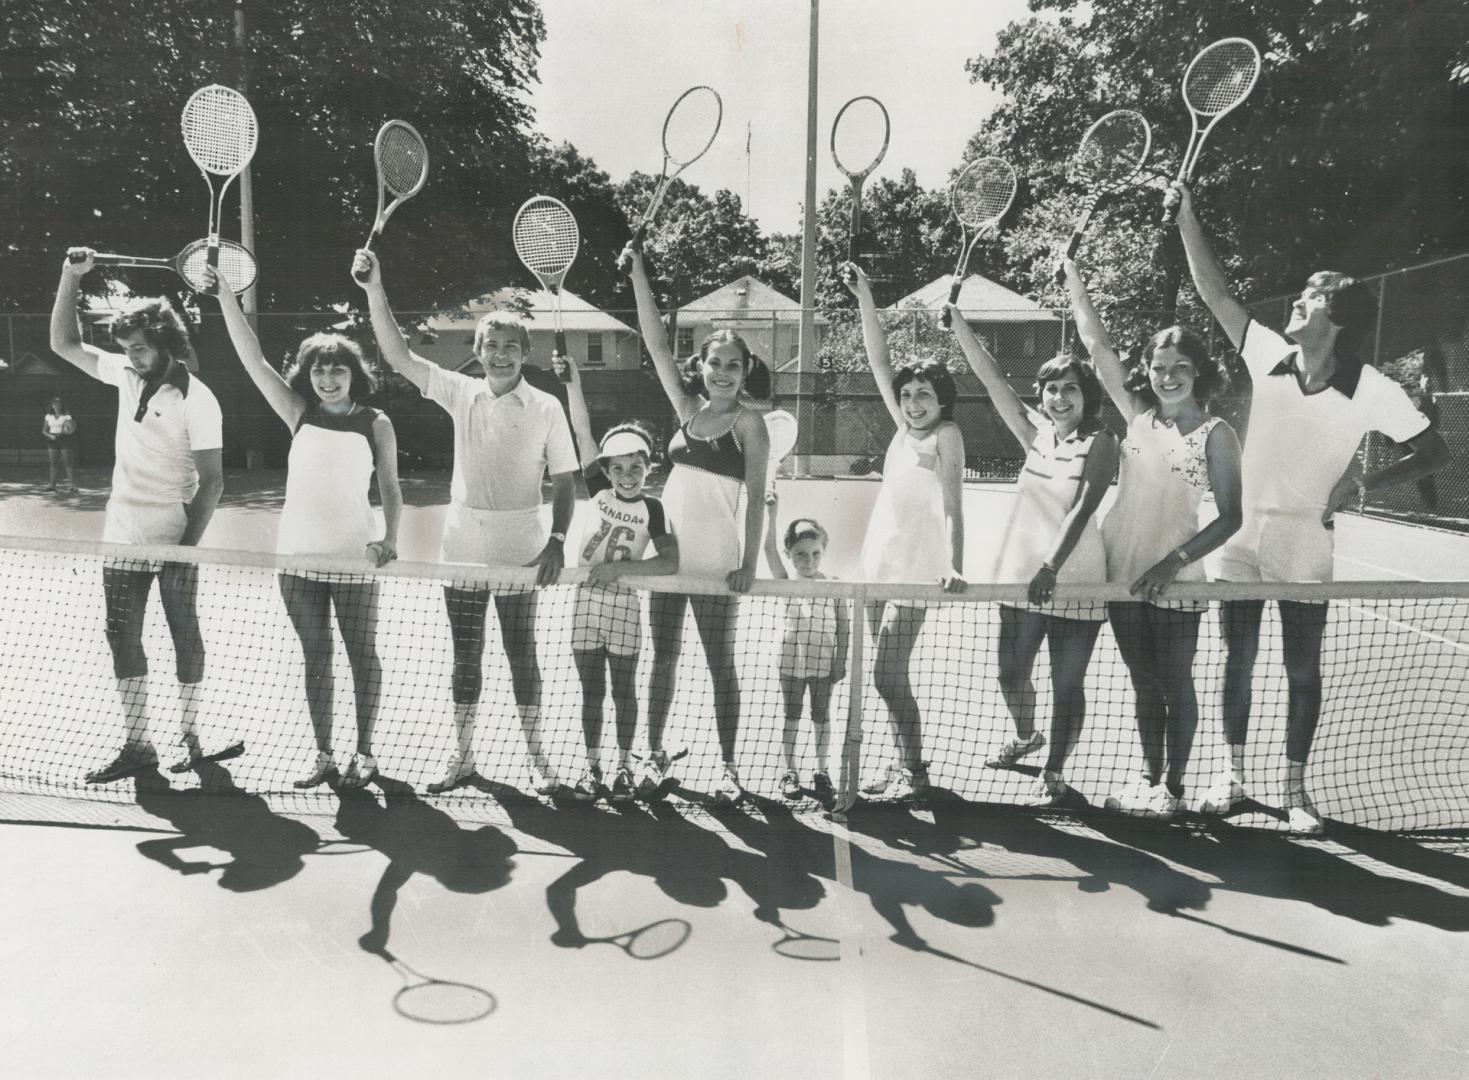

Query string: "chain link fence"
[[4, 255, 1465, 531]]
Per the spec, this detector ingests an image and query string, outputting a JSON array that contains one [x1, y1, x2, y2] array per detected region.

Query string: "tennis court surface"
[[2, 471, 1468, 1077]]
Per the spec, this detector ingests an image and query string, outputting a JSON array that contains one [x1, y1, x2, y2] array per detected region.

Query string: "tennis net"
[[2, 534, 1466, 832]]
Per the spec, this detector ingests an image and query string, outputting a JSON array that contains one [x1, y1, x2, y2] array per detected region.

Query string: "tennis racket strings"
[[377, 122, 428, 197], [663, 86, 722, 166], [1184, 39, 1261, 117]]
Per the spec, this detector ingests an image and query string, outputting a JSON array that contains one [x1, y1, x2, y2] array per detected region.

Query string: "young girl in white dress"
[[1061, 256, 1243, 819], [209, 266, 401, 791], [846, 262, 968, 802], [947, 299, 1118, 808]]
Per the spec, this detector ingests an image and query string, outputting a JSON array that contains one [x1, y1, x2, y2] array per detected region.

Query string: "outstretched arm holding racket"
[[353, 249, 438, 394], [50, 250, 105, 378], [1168, 183, 1249, 348]]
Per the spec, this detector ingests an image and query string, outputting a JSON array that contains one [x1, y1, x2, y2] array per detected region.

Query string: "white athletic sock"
[[518, 704, 551, 773], [177, 682, 201, 742], [117, 676, 151, 750], [1228, 744, 1246, 784], [1285, 760, 1308, 799], [452, 702, 477, 761]]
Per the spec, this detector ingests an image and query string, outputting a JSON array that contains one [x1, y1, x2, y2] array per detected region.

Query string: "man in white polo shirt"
[[355, 249, 578, 797], [1170, 183, 1450, 833], [50, 249, 227, 784]]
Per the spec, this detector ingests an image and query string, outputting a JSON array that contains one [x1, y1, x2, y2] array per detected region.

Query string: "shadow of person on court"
[[131, 761, 320, 892], [1086, 813, 1469, 933], [476, 778, 748, 951], [335, 775, 518, 959]]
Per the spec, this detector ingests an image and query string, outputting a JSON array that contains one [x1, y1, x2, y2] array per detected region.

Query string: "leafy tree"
[[0, 0, 548, 311], [964, 0, 1469, 322]]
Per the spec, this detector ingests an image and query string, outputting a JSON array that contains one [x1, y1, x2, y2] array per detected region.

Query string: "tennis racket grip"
[[554, 331, 571, 381], [940, 278, 962, 328], [847, 188, 862, 265], [617, 224, 648, 275], [353, 228, 383, 283], [89, 254, 127, 266], [1055, 227, 1086, 286]]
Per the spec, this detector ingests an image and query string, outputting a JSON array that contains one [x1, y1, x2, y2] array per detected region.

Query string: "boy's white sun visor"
[[598, 430, 653, 459]]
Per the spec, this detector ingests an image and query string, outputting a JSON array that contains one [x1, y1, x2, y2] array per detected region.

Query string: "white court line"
[[829, 818, 871, 1080], [1336, 553, 1417, 579], [1345, 601, 1469, 656]]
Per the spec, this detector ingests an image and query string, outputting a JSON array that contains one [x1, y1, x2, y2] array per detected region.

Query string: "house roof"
[[424, 287, 635, 335], [897, 274, 1060, 323], [680, 275, 829, 325]]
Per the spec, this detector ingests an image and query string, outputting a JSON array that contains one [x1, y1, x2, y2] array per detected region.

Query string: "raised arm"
[[352, 249, 438, 395], [553, 351, 600, 471], [205, 266, 305, 430], [625, 245, 701, 421], [1168, 182, 1250, 349], [368, 413, 402, 567], [944, 302, 1035, 449], [49, 249, 107, 379], [841, 262, 902, 427], [1060, 257, 1137, 421]]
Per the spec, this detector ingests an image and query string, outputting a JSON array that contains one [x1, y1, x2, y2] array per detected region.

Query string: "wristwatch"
[[1173, 547, 1192, 565], [549, 531, 566, 544]]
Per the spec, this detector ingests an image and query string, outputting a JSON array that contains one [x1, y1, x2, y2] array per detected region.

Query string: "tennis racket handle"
[[554, 332, 570, 380], [940, 278, 962, 328], [1055, 232, 1083, 285], [616, 225, 648, 275], [353, 230, 382, 283], [89, 254, 131, 266]]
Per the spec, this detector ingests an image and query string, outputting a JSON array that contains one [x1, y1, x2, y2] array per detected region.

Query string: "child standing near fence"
[[763, 490, 849, 806]]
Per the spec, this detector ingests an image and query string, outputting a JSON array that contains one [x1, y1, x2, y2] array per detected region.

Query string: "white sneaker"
[[862, 763, 902, 796], [1020, 775, 1069, 808], [1104, 775, 1155, 812], [1127, 784, 1180, 822], [340, 752, 378, 790], [293, 750, 337, 789], [712, 763, 745, 807], [1284, 788, 1324, 835], [528, 762, 568, 798], [635, 749, 671, 800], [986, 731, 1045, 768], [1196, 775, 1246, 815], [427, 751, 476, 795], [572, 766, 603, 802], [779, 768, 802, 799]]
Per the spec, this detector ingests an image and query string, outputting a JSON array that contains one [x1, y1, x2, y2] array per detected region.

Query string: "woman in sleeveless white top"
[[213, 270, 402, 793], [627, 246, 770, 807], [1062, 257, 1243, 820], [949, 303, 1118, 810], [845, 264, 968, 806]]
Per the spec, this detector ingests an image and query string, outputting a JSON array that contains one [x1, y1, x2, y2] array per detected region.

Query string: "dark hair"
[[783, 516, 829, 550], [892, 359, 958, 421], [1307, 270, 1376, 383], [473, 311, 532, 354], [285, 333, 376, 402], [600, 419, 658, 462], [110, 297, 191, 362], [1034, 354, 1104, 420], [1125, 324, 1229, 406], [683, 329, 771, 400]]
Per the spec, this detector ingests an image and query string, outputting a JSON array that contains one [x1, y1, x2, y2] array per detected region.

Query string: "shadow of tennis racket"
[[762, 911, 840, 962], [361, 939, 495, 1024], [553, 917, 692, 960]]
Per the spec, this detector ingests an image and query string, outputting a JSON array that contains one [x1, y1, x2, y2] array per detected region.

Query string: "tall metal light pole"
[[796, 0, 819, 476], [234, 0, 257, 322]]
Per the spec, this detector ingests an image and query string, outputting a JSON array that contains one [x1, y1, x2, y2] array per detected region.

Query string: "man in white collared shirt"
[[356, 249, 577, 796], [1170, 182, 1450, 834], [51, 249, 227, 784]]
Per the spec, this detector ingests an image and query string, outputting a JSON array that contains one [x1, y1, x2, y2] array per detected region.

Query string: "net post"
[[837, 582, 867, 808]]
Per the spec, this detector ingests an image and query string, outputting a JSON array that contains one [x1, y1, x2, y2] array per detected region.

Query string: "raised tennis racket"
[[616, 86, 722, 274], [941, 157, 1017, 328], [764, 408, 798, 490], [831, 95, 891, 264], [353, 120, 429, 283], [1161, 37, 1261, 223], [180, 85, 259, 273], [1054, 110, 1151, 284], [513, 196, 580, 381], [72, 238, 258, 295]]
